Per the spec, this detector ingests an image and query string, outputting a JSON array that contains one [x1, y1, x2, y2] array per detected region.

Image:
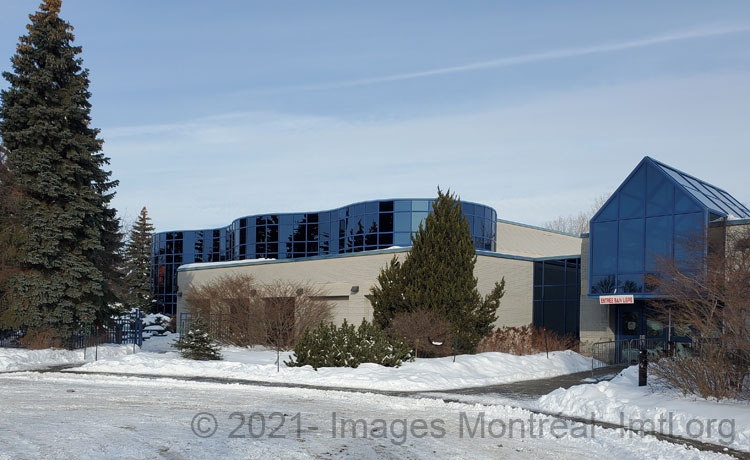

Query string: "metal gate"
[[110, 310, 143, 347], [73, 310, 144, 348]]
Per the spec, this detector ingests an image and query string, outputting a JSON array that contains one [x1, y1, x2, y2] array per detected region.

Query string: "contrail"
[[246, 24, 750, 94]]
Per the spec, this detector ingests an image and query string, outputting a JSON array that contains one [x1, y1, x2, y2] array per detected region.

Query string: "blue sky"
[[1, 1, 749, 231]]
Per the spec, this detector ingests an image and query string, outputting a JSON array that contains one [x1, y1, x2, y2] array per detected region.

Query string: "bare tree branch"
[[543, 193, 610, 234]]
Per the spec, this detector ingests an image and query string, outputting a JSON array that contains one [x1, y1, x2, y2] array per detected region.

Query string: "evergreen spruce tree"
[[174, 316, 222, 360], [0, 145, 27, 326], [0, 1, 121, 338], [370, 256, 406, 329], [369, 189, 505, 352], [123, 207, 155, 311]]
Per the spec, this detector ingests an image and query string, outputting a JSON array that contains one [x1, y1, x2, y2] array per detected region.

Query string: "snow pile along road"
[[0, 345, 135, 372], [535, 365, 750, 452], [73, 348, 592, 391]]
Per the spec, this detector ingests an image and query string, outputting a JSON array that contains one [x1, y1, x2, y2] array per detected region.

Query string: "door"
[[616, 304, 643, 363], [617, 304, 642, 341]]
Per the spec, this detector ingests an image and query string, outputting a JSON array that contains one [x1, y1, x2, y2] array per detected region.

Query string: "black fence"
[[0, 311, 143, 350], [0, 329, 24, 348]]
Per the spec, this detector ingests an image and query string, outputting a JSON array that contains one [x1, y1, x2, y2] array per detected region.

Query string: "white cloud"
[[105, 70, 750, 231], [239, 23, 750, 94]]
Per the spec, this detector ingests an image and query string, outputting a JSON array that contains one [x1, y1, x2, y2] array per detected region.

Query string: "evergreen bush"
[[286, 319, 412, 369], [174, 316, 222, 360]]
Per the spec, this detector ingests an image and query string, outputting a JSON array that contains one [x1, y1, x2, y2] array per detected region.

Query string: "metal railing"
[[591, 338, 667, 376]]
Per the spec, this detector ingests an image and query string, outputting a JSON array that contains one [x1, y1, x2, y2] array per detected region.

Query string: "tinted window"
[[592, 221, 617, 274], [619, 165, 645, 219], [646, 164, 673, 216], [645, 216, 672, 271], [618, 218, 644, 273]]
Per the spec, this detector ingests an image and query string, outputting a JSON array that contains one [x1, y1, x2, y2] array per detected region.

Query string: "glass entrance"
[[615, 301, 671, 363], [617, 304, 642, 340]]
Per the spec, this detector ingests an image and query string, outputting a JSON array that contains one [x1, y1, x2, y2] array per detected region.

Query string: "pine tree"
[[369, 189, 505, 352], [174, 316, 222, 360], [123, 207, 155, 311], [0, 1, 121, 338]]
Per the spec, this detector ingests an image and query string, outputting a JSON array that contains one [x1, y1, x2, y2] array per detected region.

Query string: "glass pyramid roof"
[[650, 157, 750, 219]]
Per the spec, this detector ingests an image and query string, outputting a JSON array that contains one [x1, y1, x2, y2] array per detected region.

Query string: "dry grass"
[[476, 324, 578, 355], [19, 328, 64, 349]]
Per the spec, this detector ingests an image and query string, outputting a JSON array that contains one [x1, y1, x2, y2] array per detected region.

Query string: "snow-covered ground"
[[72, 343, 593, 391], [0, 371, 734, 459], [535, 366, 750, 452], [0, 344, 135, 372], [2, 344, 746, 457]]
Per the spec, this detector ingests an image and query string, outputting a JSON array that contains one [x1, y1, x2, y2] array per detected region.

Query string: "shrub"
[[644, 223, 750, 400], [476, 325, 578, 355], [652, 344, 748, 400], [186, 274, 333, 349], [286, 319, 413, 370], [391, 309, 454, 358], [19, 328, 64, 350], [167, 315, 176, 333], [174, 316, 222, 360]]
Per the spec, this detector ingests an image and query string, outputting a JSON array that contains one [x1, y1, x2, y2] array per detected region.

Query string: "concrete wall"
[[578, 235, 615, 350], [176, 248, 535, 329], [496, 220, 581, 258]]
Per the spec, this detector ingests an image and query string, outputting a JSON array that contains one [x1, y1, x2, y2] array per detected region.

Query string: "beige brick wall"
[[475, 256, 533, 327], [496, 220, 581, 258], [176, 249, 534, 329], [578, 235, 614, 351]]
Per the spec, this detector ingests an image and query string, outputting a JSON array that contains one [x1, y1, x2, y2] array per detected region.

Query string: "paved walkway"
[[435, 366, 627, 401]]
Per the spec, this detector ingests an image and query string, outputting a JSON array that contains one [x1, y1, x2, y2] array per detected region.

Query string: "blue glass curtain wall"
[[151, 199, 497, 314], [587, 158, 737, 297], [533, 258, 581, 337]]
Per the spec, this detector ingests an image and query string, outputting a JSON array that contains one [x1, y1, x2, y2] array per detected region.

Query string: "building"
[[152, 157, 749, 349], [579, 157, 750, 346], [152, 199, 500, 315]]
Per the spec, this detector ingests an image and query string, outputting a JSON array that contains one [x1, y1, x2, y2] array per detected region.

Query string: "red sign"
[[599, 295, 635, 305]]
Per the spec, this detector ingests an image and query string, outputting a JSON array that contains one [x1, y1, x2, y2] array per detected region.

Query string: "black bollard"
[[638, 348, 648, 386], [453, 329, 459, 363]]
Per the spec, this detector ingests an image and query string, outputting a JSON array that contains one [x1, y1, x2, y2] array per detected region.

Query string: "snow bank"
[[535, 365, 750, 452], [140, 333, 178, 353], [0, 345, 135, 372], [72, 348, 591, 391]]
